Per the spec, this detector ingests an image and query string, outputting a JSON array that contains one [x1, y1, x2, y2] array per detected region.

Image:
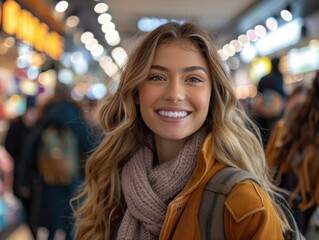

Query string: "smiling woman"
[[137, 40, 212, 155], [73, 22, 292, 240]]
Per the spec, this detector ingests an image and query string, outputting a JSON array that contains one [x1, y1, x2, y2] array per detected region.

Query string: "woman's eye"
[[149, 75, 165, 81], [187, 77, 202, 83]]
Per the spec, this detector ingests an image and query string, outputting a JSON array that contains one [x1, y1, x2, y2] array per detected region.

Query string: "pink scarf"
[[117, 130, 207, 240]]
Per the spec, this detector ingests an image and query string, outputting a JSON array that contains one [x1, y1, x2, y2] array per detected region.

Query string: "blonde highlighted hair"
[[72, 22, 290, 239]]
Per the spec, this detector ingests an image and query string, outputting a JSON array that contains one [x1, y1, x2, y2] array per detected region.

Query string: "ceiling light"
[[223, 44, 235, 57], [94, 3, 109, 14], [91, 45, 104, 58], [246, 29, 258, 42], [98, 13, 112, 24], [80, 31, 94, 44], [105, 29, 120, 44], [101, 22, 115, 33], [55, 1, 68, 13], [238, 34, 249, 46], [280, 10, 292, 21], [265, 17, 278, 31], [217, 49, 229, 61], [66, 16, 80, 28], [108, 38, 121, 46], [85, 38, 98, 51], [254, 25, 266, 38], [230, 39, 241, 52], [111, 47, 128, 68]]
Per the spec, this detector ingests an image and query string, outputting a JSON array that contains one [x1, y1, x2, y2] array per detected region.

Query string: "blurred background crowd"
[[0, 0, 319, 239]]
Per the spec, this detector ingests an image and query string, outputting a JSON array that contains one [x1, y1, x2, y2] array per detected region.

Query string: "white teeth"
[[158, 110, 188, 118]]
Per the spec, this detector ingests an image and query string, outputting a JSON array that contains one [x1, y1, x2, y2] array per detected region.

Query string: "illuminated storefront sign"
[[1, 0, 64, 60], [255, 18, 302, 56], [288, 45, 319, 74]]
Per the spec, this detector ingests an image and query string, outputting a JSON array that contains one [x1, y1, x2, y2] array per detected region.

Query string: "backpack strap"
[[198, 167, 258, 240], [198, 167, 306, 240]]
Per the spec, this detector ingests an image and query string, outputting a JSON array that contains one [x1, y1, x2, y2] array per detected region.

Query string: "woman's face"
[[137, 40, 212, 144]]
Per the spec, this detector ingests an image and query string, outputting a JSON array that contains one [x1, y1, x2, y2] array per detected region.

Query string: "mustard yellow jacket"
[[77, 133, 284, 239], [159, 133, 285, 240]]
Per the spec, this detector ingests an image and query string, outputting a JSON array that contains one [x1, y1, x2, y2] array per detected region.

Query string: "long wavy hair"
[[73, 22, 290, 239], [268, 71, 319, 211]]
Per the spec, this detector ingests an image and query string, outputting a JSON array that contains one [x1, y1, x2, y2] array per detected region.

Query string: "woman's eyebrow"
[[150, 65, 208, 74], [183, 66, 208, 74], [151, 65, 169, 72]]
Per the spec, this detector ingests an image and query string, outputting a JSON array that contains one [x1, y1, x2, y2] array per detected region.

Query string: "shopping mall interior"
[[0, 0, 319, 135], [0, 0, 319, 239]]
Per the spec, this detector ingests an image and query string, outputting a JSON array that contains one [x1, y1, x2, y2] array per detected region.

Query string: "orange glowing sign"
[[2, 0, 64, 60]]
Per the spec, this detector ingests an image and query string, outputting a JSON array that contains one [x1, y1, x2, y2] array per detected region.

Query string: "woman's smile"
[[156, 107, 191, 119]]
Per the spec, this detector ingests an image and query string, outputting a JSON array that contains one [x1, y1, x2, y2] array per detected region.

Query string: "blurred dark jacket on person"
[[4, 96, 38, 196], [4, 95, 38, 234], [17, 83, 97, 240]]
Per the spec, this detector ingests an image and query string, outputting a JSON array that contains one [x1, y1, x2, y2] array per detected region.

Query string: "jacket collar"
[[173, 133, 223, 201]]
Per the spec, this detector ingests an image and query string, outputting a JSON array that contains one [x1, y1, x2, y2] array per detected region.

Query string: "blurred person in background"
[[283, 85, 308, 119], [250, 57, 287, 148], [4, 95, 38, 234], [0, 145, 14, 194], [17, 82, 96, 240], [266, 71, 319, 236]]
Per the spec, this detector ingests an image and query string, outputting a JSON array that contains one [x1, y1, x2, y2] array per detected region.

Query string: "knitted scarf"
[[117, 130, 207, 240]]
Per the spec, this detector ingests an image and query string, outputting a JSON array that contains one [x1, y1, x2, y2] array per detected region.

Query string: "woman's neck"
[[154, 137, 187, 164]]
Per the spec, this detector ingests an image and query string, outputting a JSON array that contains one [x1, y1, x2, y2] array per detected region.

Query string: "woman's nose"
[[163, 80, 185, 102]]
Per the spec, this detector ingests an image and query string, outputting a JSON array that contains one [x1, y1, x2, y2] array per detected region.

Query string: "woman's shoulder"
[[224, 180, 284, 239], [225, 180, 269, 222]]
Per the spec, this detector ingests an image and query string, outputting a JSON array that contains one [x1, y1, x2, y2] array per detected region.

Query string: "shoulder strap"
[[198, 167, 258, 240], [199, 167, 306, 240]]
